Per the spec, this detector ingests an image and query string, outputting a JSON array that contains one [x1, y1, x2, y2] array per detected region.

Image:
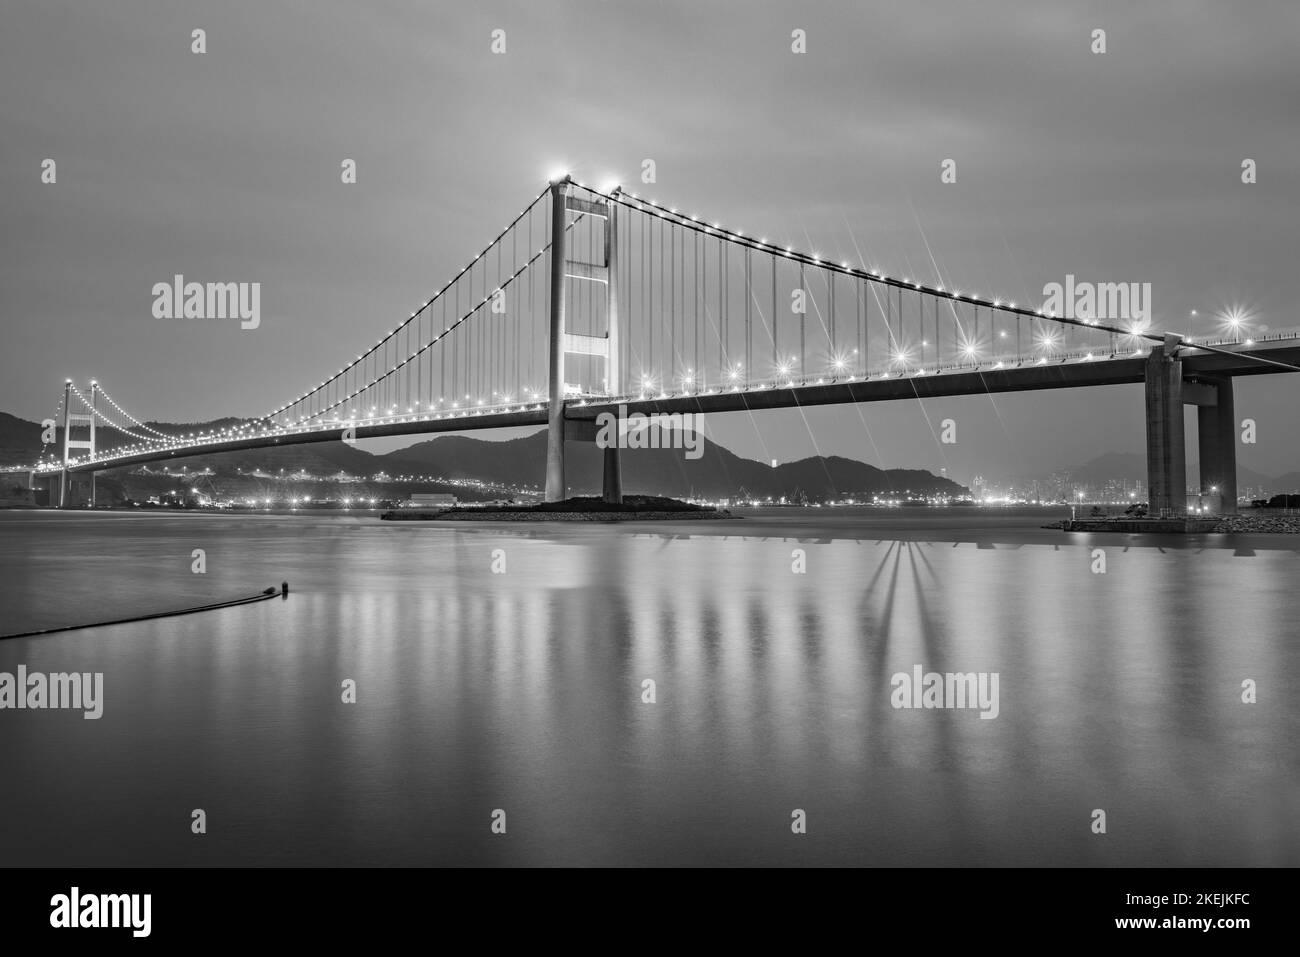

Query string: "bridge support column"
[[1196, 376, 1237, 514], [1144, 345, 1186, 516], [603, 194, 622, 505], [545, 178, 569, 502], [545, 178, 625, 504], [59, 379, 72, 509], [88, 381, 97, 508], [603, 444, 622, 504], [57, 379, 97, 509], [564, 417, 624, 503]]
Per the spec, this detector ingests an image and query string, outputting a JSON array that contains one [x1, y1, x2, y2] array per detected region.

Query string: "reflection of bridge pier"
[[1145, 341, 1237, 515]]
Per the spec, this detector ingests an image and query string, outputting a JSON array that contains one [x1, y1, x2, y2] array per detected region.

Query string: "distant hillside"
[[133, 438, 382, 479], [0, 412, 42, 465], [382, 429, 967, 500], [0, 411, 159, 467], [1271, 472, 1300, 494]]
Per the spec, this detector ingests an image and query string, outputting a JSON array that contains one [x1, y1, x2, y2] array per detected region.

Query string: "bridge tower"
[[1144, 340, 1237, 515], [545, 177, 623, 503], [58, 379, 96, 508]]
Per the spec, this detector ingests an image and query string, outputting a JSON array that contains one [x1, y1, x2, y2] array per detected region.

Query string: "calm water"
[[1, 508, 1297, 866]]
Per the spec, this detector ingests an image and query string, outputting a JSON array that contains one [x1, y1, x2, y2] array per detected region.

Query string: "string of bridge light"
[[288, 203, 605, 426], [263, 177, 1124, 434], [50, 417, 295, 463], [575, 177, 1297, 374], [259, 184, 553, 425], [67, 383, 153, 443], [568, 178, 1165, 348], [68, 384, 152, 442], [92, 382, 173, 439], [296, 238, 554, 425], [31, 335, 1296, 475], [50, 179, 1295, 470], [39, 388, 65, 460]]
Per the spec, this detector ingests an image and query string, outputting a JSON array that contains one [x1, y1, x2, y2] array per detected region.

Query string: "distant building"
[[409, 492, 457, 507]]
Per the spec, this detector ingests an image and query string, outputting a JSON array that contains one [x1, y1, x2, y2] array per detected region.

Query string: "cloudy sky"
[[2, 0, 1298, 483]]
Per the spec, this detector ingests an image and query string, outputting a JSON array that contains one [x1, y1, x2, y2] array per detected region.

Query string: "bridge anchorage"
[[18, 177, 1300, 514]]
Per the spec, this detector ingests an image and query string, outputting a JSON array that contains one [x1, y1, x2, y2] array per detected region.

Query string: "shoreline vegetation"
[[380, 495, 738, 522]]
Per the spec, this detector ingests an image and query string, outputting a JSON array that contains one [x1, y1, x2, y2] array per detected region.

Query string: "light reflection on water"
[[0, 509, 1296, 865]]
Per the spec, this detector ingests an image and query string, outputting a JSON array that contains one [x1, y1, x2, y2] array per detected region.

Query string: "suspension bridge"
[[16, 177, 1300, 515]]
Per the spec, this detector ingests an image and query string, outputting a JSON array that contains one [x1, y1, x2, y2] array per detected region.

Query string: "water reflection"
[[0, 512, 1296, 865]]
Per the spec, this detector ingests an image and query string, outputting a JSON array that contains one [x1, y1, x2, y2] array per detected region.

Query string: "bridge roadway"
[[38, 336, 1300, 476]]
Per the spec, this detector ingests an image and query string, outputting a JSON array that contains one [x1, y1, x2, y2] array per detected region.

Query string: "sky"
[[2, 0, 1298, 485]]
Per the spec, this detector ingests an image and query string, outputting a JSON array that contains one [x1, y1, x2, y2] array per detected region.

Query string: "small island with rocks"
[[1046, 509, 1300, 534], [380, 495, 737, 522]]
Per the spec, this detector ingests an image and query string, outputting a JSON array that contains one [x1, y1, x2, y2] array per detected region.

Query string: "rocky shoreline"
[[1046, 511, 1300, 534], [1211, 513, 1300, 534]]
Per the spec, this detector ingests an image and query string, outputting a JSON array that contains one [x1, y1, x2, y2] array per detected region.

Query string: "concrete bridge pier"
[[561, 417, 623, 504], [33, 470, 91, 507], [1144, 345, 1185, 516], [1193, 375, 1237, 514], [545, 180, 568, 503], [1144, 343, 1237, 515], [602, 443, 623, 504]]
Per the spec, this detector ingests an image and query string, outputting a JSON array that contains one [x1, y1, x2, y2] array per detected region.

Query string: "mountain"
[[0, 412, 42, 465], [126, 438, 381, 478], [382, 429, 968, 500], [1271, 472, 1300, 493]]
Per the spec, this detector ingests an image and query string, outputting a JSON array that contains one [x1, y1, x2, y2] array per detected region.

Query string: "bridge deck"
[[28, 337, 1300, 475]]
